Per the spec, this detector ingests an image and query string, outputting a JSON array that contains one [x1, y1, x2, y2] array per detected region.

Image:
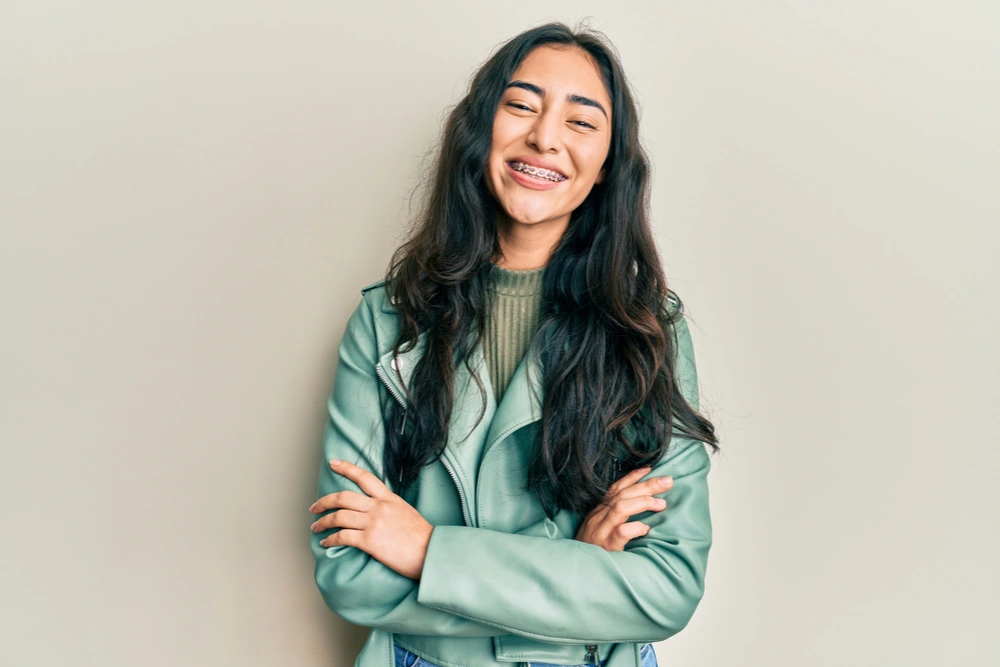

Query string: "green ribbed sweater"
[[484, 263, 545, 402]]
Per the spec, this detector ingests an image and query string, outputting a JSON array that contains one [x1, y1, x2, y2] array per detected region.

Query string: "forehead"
[[507, 45, 611, 111]]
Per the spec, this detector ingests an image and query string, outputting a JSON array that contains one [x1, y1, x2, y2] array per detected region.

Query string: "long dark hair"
[[377, 20, 718, 519]]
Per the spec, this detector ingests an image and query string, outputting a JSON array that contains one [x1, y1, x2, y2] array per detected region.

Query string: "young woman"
[[309, 21, 719, 667]]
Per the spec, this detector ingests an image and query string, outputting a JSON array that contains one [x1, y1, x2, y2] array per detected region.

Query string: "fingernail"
[[655, 498, 666, 509], [309, 503, 317, 512], [310, 522, 319, 531], [659, 476, 673, 487], [330, 459, 342, 466]]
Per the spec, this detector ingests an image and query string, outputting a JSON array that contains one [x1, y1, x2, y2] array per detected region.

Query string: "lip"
[[508, 155, 568, 178], [505, 161, 565, 190]]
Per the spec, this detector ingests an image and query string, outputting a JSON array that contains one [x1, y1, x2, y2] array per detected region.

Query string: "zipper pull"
[[585, 645, 598, 667]]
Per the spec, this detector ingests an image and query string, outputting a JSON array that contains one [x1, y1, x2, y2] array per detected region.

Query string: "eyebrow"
[[505, 80, 609, 121]]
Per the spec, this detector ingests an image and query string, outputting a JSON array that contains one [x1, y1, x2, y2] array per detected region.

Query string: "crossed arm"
[[309, 292, 712, 643]]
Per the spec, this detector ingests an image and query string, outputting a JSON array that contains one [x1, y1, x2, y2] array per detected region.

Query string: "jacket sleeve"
[[414, 313, 713, 644], [311, 292, 544, 636]]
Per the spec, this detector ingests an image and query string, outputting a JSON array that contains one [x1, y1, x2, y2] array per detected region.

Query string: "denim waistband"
[[392, 641, 657, 667]]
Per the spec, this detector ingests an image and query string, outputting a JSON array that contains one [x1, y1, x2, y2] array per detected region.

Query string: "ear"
[[595, 166, 606, 184]]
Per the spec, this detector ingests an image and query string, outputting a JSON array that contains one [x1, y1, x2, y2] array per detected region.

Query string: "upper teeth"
[[509, 161, 566, 182]]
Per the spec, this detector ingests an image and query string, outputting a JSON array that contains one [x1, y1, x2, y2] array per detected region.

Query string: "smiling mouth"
[[506, 160, 568, 182]]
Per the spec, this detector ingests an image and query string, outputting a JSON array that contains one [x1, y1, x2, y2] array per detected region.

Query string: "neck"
[[495, 209, 567, 269]]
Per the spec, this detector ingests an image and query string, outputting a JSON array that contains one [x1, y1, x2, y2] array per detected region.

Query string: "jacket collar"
[[375, 298, 545, 458]]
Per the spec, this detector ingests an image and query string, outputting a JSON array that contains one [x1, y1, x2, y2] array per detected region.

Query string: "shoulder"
[[662, 291, 699, 411], [354, 278, 400, 346], [664, 292, 681, 320], [360, 278, 386, 294], [661, 290, 692, 348], [358, 278, 397, 312]]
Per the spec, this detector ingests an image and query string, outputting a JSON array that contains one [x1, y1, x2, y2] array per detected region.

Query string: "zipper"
[[375, 362, 408, 436], [585, 645, 599, 667], [375, 360, 471, 526], [438, 453, 472, 527]]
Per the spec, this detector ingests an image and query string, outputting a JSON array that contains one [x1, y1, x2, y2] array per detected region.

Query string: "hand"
[[574, 465, 673, 551], [309, 459, 434, 581]]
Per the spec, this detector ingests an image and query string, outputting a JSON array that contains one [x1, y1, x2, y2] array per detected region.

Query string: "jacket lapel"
[[482, 331, 545, 455], [374, 297, 546, 460]]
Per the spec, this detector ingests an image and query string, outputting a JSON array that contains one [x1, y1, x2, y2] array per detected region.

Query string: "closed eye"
[[507, 102, 597, 130], [507, 103, 596, 130]]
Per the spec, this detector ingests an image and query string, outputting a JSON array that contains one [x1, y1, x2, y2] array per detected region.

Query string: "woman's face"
[[484, 44, 613, 232]]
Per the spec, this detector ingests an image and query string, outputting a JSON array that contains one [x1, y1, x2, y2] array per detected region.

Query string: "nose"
[[526, 108, 562, 154]]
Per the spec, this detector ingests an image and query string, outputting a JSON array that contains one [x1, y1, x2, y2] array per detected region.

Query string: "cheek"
[[486, 148, 504, 194], [487, 128, 505, 171], [582, 146, 610, 178], [490, 114, 522, 156], [571, 156, 605, 188]]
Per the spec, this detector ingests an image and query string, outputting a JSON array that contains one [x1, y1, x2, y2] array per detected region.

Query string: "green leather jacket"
[[310, 279, 713, 667]]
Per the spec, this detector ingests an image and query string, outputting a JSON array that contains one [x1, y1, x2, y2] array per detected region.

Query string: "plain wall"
[[2, 1, 997, 665]]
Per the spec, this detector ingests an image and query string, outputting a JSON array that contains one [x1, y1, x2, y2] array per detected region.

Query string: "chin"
[[501, 205, 554, 225]]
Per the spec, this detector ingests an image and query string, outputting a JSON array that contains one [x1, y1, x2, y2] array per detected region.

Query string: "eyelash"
[[506, 103, 596, 129]]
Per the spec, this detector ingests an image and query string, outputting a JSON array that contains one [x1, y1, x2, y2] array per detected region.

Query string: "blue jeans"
[[393, 641, 658, 667]]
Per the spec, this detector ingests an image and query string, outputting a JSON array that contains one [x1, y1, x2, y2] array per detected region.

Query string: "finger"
[[310, 490, 374, 514], [589, 492, 656, 544], [581, 466, 659, 540], [329, 459, 390, 499], [606, 466, 652, 497], [319, 527, 363, 549], [614, 475, 674, 501], [607, 520, 652, 552], [606, 495, 667, 523], [312, 508, 367, 534]]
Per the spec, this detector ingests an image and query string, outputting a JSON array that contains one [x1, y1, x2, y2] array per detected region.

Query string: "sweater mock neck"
[[487, 263, 545, 296], [482, 262, 546, 402]]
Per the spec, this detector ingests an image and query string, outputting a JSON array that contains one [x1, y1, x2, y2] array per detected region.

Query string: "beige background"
[[2, 1, 998, 665]]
